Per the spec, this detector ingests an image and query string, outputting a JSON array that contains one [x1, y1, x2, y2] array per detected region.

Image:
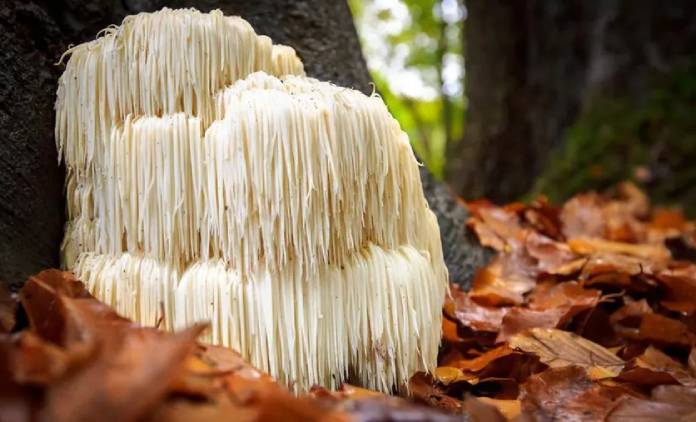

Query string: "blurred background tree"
[[350, 0, 696, 214], [349, 0, 465, 178]]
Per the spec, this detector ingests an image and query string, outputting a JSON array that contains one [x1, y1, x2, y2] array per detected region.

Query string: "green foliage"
[[349, 0, 464, 179], [534, 64, 696, 215]]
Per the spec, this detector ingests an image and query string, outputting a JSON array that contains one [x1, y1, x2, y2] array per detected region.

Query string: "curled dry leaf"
[[560, 193, 606, 240], [466, 204, 526, 252], [638, 313, 696, 347], [528, 282, 601, 315], [618, 346, 696, 387], [520, 366, 626, 421], [607, 385, 696, 421], [408, 372, 463, 414], [447, 286, 508, 333], [470, 254, 537, 306], [496, 307, 568, 343], [610, 299, 653, 340], [568, 237, 671, 262], [446, 345, 515, 373], [522, 197, 563, 240], [509, 328, 625, 379], [0, 282, 16, 334], [469, 397, 521, 420], [462, 396, 508, 422], [524, 231, 578, 273], [657, 264, 696, 314], [495, 283, 601, 342]]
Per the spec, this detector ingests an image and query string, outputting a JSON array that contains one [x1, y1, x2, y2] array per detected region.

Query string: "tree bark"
[[449, 0, 696, 203], [0, 0, 489, 290]]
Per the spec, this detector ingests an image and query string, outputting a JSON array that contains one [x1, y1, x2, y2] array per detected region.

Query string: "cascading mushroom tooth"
[[57, 8, 448, 394]]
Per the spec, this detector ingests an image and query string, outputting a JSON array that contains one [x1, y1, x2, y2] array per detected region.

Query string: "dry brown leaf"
[[610, 299, 653, 340], [657, 265, 696, 314], [522, 197, 563, 240], [509, 328, 624, 378], [434, 366, 471, 386], [568, 237, 671, 262], [442, 316, 464, 345], [447, 286, 508, 333], [560, 193, 606, 239], [473, 397, 521, 420], [638, 313, 696, 346], [0, 282, 16, 334], [520, 366, 626, 421], [470, 254, 537, 306], [607, 385, 696, 421], [448, 345, 515, 372], [467, 204, 526, 252], [618, 346, 696, 387], [496, 307, 568, 343], [408, 372, 463, 413], [524, 231, 578, 273], [463, 396, 508, 422], [528, 282, 601, 315]]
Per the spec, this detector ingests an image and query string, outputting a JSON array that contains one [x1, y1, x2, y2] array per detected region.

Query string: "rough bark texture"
[[0, 0, 488, 290], [450, 0, 696, 203]]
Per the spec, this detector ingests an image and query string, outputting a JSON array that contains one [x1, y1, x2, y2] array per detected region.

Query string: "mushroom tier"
[[57, 8, 447, 394], [73, 242, 446, 393], [55, 8, 304, 172], [62, 73, 446, 281]]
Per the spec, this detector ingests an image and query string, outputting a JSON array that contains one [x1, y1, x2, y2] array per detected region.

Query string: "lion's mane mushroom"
[[56, 8, 448, 393]]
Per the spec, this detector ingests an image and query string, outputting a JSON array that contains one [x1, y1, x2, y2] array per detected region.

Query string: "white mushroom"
[[57, 8, 448, 393]]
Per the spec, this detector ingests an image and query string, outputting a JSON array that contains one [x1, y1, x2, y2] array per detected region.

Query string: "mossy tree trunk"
[[448, 0, 696, 203]]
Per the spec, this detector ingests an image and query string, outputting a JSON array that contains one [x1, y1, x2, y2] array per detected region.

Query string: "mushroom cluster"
[[57, 8, 448, 393]]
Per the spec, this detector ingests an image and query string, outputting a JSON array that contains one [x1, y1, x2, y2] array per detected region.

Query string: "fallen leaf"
[[471, 397, 521, 420], [467, 205, 526, 252], [496, 307, 568, 343], [448, 345, 515, 372], [42, 324, 206, 422], [607, 385, 696, 421], [560, 193, 606, 239], [524, 232, 577, 273], [463, 396, 507, 422], [618, 346, 696, 387], [337, 396, 461, 421], [657, 265, 696, 314], [523, 197, 563, 240], [447, 286, 508, 333], [638, 313, 696, 347], [568, 237, 671, 262], [0, 283, 16, 334], [520, 366, 626, 421], [509, 328, 624, 378], [528, 282, 600, 315], [434, 366, 470, 386], [470, 254, 537, 306], [610, 299, 653, 340], [442, 317, 463, 344], [409, 372, 463, 413]]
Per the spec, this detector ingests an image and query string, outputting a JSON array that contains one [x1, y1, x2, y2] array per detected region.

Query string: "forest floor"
[[2, 182, 696, 421]]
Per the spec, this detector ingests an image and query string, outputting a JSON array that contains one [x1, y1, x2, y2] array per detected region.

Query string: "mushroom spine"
[[57, 8, 448, 393]]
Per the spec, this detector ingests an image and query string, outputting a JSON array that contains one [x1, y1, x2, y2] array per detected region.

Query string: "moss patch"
[[533, 64, 696, 215]]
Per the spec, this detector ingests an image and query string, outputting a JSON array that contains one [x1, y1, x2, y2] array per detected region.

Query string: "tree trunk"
[[0, 0, 489, 290], [447, 0, 591, 202], [449, 0, 696, 203]]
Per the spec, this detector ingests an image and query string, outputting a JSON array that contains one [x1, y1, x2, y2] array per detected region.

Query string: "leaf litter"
[[2, 182, 696, 420]]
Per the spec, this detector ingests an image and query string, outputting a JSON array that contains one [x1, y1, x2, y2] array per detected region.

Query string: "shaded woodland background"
[[1, 0, 695, 287], [351, 0, 696, 210]]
